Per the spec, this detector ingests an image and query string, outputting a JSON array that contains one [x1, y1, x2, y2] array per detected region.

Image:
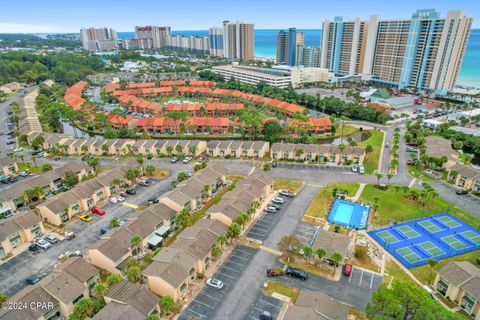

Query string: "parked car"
[[206, 278, 224, 290], [148, 198, 159, 204], [279, 190, 295, 197], [14, 147, 23, 152], [126, 189, 136, 195], [35, 239, 52, 250], [272, 197, 285, 204], [117, 196, 125, 202], [182, 157, 193, 164], [264, 207, 277, 214], [44, 235, 58, 244], [119, 193, 127, 198], [100, 227, 109, 235], [406, 160, 415, 166], [271, 161, 277, 168], [25, 275, 40, 285], [36, 152, 45, 157], [18, 171, 28, 177], [65, 230, 76, 240], [269, 203, 281, 210], [284, 266, 308, 280], [8, 177, 17, 183], [28, 243, 39, 252], [110, 197, 118, 204], [266, 206, 278, 212], [80, 214, 93, 222], [170, 157, 179, 163], [343, 263, 353, 276], [91, 207, 106, 216], [351, 165, 358, 173], [260, 311, 273, 320], [358, 165, 365, 174], [456, 189, 468, 195], [139, 180, 150, 187], [266, 268, 281, 277], [6, 141, 14, 145]]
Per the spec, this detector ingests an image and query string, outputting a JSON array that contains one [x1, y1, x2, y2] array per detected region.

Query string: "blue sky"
[[1, 0, 478, 33]]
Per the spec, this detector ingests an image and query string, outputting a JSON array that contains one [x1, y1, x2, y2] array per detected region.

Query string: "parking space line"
[[234, 247, 255, 255], [359, 270, 364, 286], [370, 273, 374, 289], [225, 259, 244, 268], [199, 291, 221, 301], [222, 264, 241, 272], [190, 299, 214, 309], [258, 299, 281, 309], [247, 230, 266, 238], [216, 271, 237, 279], [230, 254, 250, 261], [184, 308, 208, 319], [252, 222, 272, 229]]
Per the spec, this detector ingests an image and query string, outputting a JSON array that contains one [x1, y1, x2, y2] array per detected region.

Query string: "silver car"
[[206, 278, 224, 290], [35, 239, 52, 250]]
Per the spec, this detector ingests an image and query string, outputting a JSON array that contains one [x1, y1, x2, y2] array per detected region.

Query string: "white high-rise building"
[[135, 26, 171, 48], [221, 21, 254, 61], [320, 9, 472, 93], [80, 27, 118, 52], [208, 27, 224, 57]]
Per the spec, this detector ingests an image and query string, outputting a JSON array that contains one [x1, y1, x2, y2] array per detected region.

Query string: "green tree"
[[62, 171, 79, 189], [160, 295, 176, 316], [0, 292, 8, 304], [145, 315, 160, 320], [316, 248, 327, 261], [330, 252, 343, 271], [106, 274, 122, 286], [69, 297, 97, 320], [303, 245, 313, 260], [145, 164, 155, 176], [125, 168, 141, 184], [375, 172, 383, 185], [126, 266, 142, 283], [263, 120, 284, 143], [278, 235, 302, 262], [135, 154, 144, 165], [92, 283, 108, 302], [87, 157, 100, 171], [41, 163, 53, 172], [130, 235, 142, 258], [109, 218, 119, 228], [227, 223, 241, 240]]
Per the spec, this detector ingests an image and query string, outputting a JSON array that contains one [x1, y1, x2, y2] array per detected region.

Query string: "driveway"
[[0, 167, 176, 297], [430, 181, 480, 219]]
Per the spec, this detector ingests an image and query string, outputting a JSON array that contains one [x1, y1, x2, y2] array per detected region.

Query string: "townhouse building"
[[143, 219, 228, 301], [207, 140, 269, 158], [0, 257, 99, 320], [434, 261, 480, 319], [271, 143, 365, 164], [0, 211, 45, 259], [0, 158, 18, 177]]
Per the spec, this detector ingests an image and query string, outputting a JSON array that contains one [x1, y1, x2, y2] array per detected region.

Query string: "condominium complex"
[[276, 28, 304, 66], [135, 26, 171, 48], [320, 9, 472, 92], [222, 21, 255, 61], [124, 38, 153, 50], [212, 62, 333, 88], [168, 35, 209, 52], [296, 46, 321, 67], [80, 27, 118, 52], [208, 26, 224, 57]]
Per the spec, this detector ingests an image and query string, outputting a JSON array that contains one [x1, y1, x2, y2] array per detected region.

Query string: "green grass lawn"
[[338, 125, 359, 137], [17, 163, 43, 174], [360, 184, 480, 228], [359, 130, 384, 174], [262, 281, 300, 303], [305, 183, 360, 218], [273, 179, 304, 193]]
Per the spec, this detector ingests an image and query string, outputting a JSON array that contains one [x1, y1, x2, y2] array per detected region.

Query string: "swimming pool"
[[327, 199, 370, 229]]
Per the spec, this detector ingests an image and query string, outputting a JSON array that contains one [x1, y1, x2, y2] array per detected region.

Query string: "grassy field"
[[384, 260, 415, 284], [262, 281, 300, 303], [411, 250, 480, 285], [273, 179, 304, 193], [339, 125, 359, 137], [359, 184, 480, 228], [358, 130, 384, 174], [305, 183, 360, 218]]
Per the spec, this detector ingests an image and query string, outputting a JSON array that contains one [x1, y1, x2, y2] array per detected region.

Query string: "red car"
[[91, 207, 106, 216], [343, 263, 352, 276]]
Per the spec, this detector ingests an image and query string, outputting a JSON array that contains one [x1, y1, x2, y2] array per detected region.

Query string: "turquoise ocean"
[[118, 29, 480, 88]]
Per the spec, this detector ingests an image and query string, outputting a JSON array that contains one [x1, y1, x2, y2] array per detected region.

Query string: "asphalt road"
[[0, 164, 178, 297], [430, 181, 480, 219], [0, 88, 25, 155]]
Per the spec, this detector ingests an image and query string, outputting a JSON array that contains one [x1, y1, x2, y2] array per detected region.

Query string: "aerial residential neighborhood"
[[0, 1, 479, 320]]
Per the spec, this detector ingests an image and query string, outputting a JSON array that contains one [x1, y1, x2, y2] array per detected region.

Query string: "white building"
[[168, 35, 209, 52], [80, 27, 118, 52]]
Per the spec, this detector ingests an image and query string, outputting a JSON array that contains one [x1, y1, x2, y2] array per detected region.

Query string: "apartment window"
[[31, 224, 42, 237], [242, 150, 247, 157], [273, 153, 277, 159], [283, 152, 289, 159], [220, 151, 225, 157], [209, 150, 213, 156], [437, 278, 448, 296], [460, 292, 476, 314], [180, 282, 188, 296], [0, 248, 5, 259], [231, 151, 236, 158], [72, 294, 84, 305], [72, 204, 80, 214], [8, 232, 21, 248], [189, 268, 195, 280], [254, 151, 259, 157]]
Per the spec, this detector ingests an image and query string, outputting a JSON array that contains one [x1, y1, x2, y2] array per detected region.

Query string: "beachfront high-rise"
[[320, 9, 472, 92], [80, 27, 118, 52], [276, 28, 304, 66], [222, 21, 255, 61], [296, 46, 321, 67], [208, 27, 224, 57], [134, 26, 171, 48]]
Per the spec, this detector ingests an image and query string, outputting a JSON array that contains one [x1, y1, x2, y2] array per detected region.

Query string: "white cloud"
[[0, 23, 71, 33]]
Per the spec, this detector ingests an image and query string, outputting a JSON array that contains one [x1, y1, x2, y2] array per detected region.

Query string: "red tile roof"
[[126, 82, 156, 89]]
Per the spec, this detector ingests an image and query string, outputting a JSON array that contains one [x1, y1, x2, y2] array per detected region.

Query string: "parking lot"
[[293, 222, 320, 246], [341, 267, 384, 291], [245, 292, 282, 320], [246, 195, 293, 242], [430, 181, 480, 219], [180, 246, 257, 320], [275, 162, 355, 173]]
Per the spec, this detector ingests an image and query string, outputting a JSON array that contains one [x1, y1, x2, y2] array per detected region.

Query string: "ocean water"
[[118, 28, 480, 88]]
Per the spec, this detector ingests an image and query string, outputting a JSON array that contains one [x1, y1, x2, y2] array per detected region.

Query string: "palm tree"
[[227, 223, 241, 241], [217, 235, 228, 248], [316, 248, 327, 262], [93, 283, 108, 302], [109, 218, 119, 228], [101, 144, 109, 155], [166, 146, 173, 155], [126, 266, 142, 283], [145, 164, 155, 176], [160, 295, 175, 316], [87, 157, 100, 172], [375, 172, 383, 186], [330, 252, 343, 273], [427, 259, 438, 284], [31, 155, 37, 167], [189, 144, 197, 156], [202, 184, 211, 198], [112, 178, 122, 193], [175, 144, 183, 155], [130, 235, 142, 259], [303, 245, 313, 261], [81, 145, 89, 155]]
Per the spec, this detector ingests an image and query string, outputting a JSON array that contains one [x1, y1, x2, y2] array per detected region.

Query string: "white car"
[[266, 206, 278, 211], [14, 148, 23, 153], [182, 157, 193, 164], [351, 166, 358, 173], [110, 197, 118, 204], [272, 197, 285, 204], [35, 239, 52, 250], [117, 196, 125, 202], [18, 171, 28, 177], [44, 235, 58, 244], [206, 278, 224, 290]]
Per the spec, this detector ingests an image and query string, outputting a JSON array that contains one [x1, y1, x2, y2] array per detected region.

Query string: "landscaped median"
[[273, 179, 304, 193], [262, 280, 300, 303], [359, 129, 384, 174]]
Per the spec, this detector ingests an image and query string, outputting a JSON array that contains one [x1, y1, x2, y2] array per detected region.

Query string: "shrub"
[[355, 245, 368, 260], [334, 225, 341, 233]]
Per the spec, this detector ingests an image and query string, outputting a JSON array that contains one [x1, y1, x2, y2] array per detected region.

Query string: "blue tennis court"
[[327, 199, 370, 229], [369, 214, 480, 268]]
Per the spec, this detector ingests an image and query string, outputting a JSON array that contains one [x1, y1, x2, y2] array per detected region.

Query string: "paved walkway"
[[351, 183, 366, 201]]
